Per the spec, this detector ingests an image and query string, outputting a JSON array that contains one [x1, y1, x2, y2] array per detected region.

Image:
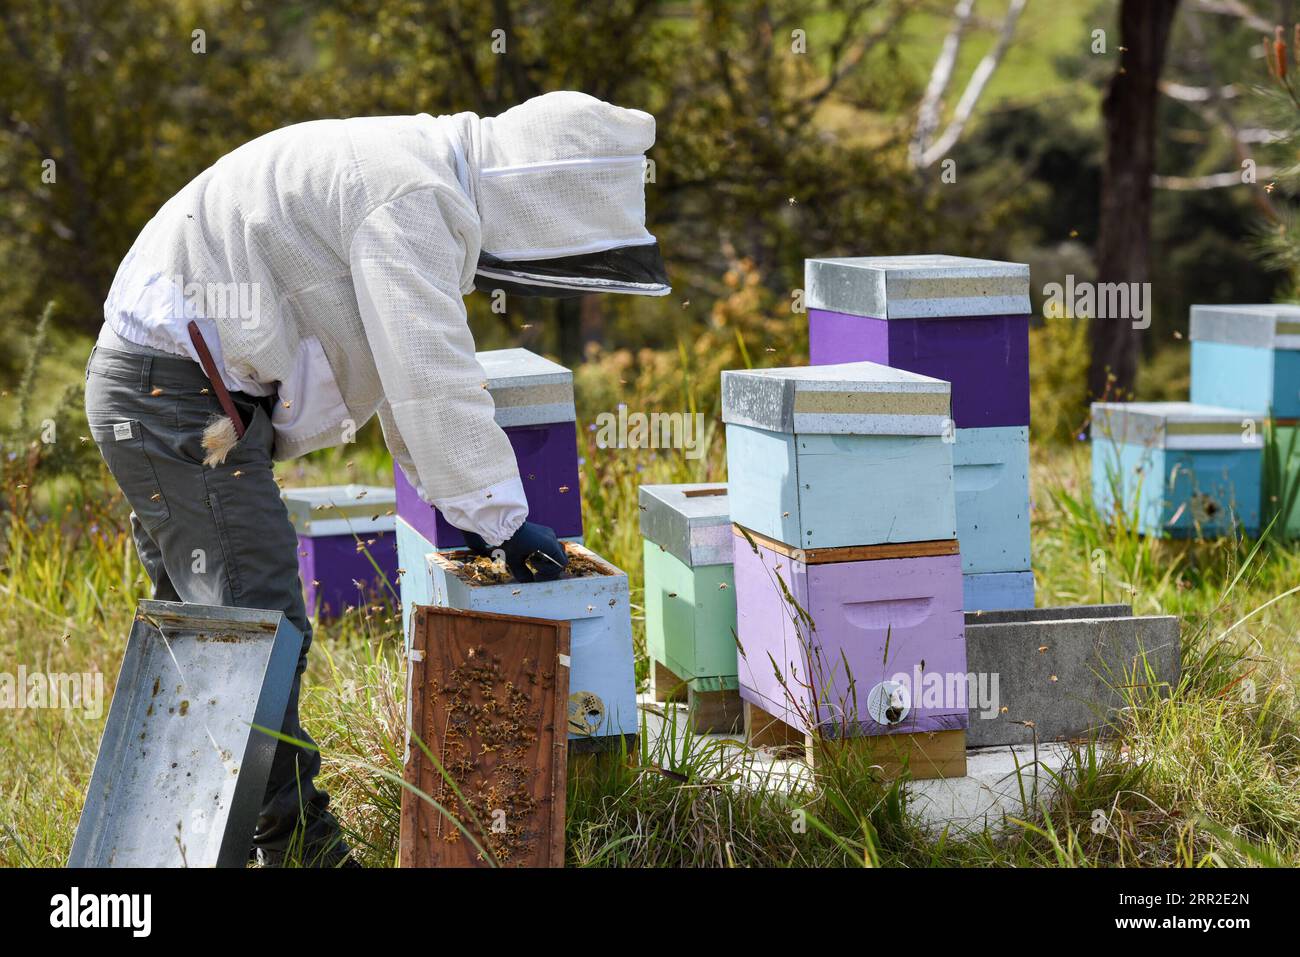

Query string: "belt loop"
[[85, 345, 97, 382], [139, 356, 153, 393]]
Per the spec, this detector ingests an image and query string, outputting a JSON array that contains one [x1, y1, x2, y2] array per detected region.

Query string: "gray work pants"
[[84, 344, 346, 864]]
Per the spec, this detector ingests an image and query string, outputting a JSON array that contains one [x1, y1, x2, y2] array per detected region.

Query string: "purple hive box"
[[282, 485, 399, 618], [732, 530, 967, 738], [805, 255, 1031, 429], [393, 348, 583, 549]]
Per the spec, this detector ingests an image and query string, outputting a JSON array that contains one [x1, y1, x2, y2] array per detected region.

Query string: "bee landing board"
[[805, 255, 1031, 429], [282, 484, 398, 618], [731, 528, 967, 742], [69, 601, 303, 868], [1091, 402, 1265, 537], [401, 606, 568, 868], [639, 483, 741, 732], [393, 348, 583, 549], [422, 540, 638, 744], [1189, 304, 1300, 419], [722, 362, 956, 550]]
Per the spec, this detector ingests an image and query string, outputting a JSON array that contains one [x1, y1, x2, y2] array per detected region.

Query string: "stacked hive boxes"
[[282, 485, 398, 617], [393, 348, 584, 549], [1191, 304, 1300, 537], [639, 483, 739, 732], [724, 362, 968, 779], [395, 348, 636, 750], [1092, 402, 1264, 536], [805, 255, 1034, 611]]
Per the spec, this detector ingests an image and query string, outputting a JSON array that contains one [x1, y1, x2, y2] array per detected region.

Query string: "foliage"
[[0, 302, 101, 520]]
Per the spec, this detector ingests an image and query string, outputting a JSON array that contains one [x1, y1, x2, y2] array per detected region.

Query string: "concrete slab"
[[965, 612, 1180, 747]]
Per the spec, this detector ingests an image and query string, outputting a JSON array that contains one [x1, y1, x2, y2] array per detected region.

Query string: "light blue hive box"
[[1189, 304, 1300, 419]]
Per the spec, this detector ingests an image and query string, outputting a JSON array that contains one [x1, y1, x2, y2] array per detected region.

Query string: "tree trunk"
[[1089, 0, 1180, 401]]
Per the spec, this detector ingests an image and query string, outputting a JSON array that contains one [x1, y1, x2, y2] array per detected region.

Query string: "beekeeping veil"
[[451, 92, 671, 298]]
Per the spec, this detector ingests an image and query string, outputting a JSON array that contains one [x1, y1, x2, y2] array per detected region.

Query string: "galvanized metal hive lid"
[[476, 347, 576, 426], [1189, 303, 1300, 350], [68, 600, 302, 868], [281, 484, 396, 536], [805, 254, 1031, 320], [722, 361, 951, 436], [1091, 401, 1265, 450], [638, 483, 732, 567]]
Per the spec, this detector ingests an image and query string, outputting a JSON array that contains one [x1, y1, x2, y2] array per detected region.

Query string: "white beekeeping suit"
[[102, 91, 670, 545]]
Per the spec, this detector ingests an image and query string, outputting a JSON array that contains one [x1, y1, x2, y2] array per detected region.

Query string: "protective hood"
[[453, 91, 671, 298]]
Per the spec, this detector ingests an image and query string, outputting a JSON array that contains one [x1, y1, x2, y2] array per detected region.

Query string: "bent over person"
[[85, 91, 670, 866]]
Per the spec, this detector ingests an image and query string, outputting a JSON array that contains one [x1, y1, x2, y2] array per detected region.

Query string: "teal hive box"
[[722, 361, 956, 549], [418, 533, 638, 745], [1190, 304, 1300, 419], [953, 426, 1031, 575], [1092, 402, 1265, 537], [638, 483, 739, 730]]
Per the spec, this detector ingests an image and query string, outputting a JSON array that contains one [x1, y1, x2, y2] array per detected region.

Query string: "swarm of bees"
[[435, 647, 557, 863]]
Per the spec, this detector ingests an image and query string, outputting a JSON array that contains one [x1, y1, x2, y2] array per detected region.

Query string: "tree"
[[1090, 0, 1182, 400]]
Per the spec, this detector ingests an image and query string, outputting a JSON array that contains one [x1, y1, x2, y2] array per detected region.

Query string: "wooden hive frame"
[[401, 605, 570, 868]]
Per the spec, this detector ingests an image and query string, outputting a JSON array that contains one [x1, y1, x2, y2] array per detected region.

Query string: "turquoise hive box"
[[1092, 402, 1265, 537]]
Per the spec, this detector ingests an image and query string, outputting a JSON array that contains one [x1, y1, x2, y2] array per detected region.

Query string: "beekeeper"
[[85, 91, 670, 867]]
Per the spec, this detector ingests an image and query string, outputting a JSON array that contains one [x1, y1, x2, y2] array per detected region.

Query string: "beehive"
[[805, 255, 1031, 429], [1190, 304, 1300, 419], [732, 529, 967, 754], [393, 348, 583, 549], [639, 483, 739, 731], [1092, 402, 1265, 536], [422, 541, 638, 745], [722, 361, 956, 549], [281, 484, 398, 617]]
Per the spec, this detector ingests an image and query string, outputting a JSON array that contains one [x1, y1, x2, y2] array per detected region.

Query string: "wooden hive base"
[[651, 659, 743, 734], [742, 700, 967, 780]]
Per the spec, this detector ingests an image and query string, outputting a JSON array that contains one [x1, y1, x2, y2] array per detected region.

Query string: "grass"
[[4, 416, 1300, 868]]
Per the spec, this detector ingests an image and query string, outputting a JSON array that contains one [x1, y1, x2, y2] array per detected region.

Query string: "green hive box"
[[1269, 422, 1300, 538], [639, 483, 740, 732]]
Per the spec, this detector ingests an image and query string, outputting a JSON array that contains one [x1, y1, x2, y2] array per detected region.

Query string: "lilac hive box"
[[805, 255, 1031, 428], [732, 530, 967, 739], [393, 348, 583, 549], [282, 485, 399, 618]]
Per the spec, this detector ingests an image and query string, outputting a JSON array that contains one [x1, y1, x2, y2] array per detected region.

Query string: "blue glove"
[[462, 521, 569, 583]]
